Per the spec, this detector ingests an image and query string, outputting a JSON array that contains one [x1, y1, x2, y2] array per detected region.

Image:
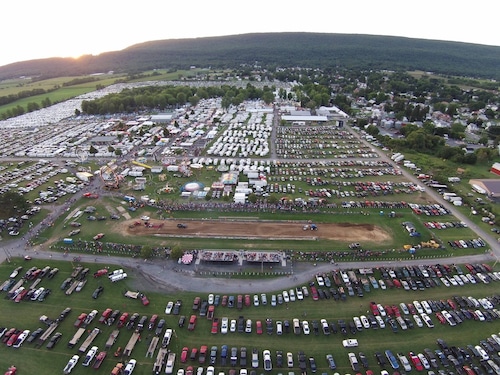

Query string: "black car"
[[338, 319, 347, 335], [92, 286, 104, 299], [283, 320, 290, 334], [58, 307, 72, 322], [309, 357, 317, 373], [27, 327, 44, 343], [178, 315, 186, 328], [359, 352, 369, 368], [240, 347, 247, 367], [155, 319, 165, 335], [173, 300, 182, 315], [38, 288, 51, 301], [298, 351, 307, 371], [200, 300, 208, 316], [237, 316, 245, 333], [108, 309, 120, 326], [375, 352, 386, 366], [276, 351, 283, 367], [266, 318, 273, 335], [46, 332, 62, 349]]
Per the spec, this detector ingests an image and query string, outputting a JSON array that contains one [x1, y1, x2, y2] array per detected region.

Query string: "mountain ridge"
[[1, 32, 499, 80]]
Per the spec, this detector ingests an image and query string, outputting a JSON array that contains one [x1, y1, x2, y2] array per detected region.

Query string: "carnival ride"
[[99, 162, 122, 190]]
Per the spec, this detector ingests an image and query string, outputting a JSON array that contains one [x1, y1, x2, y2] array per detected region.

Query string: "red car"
[[256, 320, 263, 335], [435, 312, 446, 324], [93, 269, 108, 277], [117, 312, 129, 328], [392, 279, 402, 288], [181, 347, 189, 363], [188, 315, 197, 331], [385, 305, 394, 317], [244, 294, 251, 307], [369, 302, 380, 316], [408, 304, 417, 315], [391, 305, 401, 317], [98, 308, 113, 324], [310, 286, 319, 301], [199, 345, 208, 364], [192, 297, 201, 310], [140, 294, 150, 306], [4, 366, 17, 375], [2, 328, 16, 343], [93, 352, 107, 369], [211, 318, 219, 334], [14, 289, 28, 303], [447, 299, 457, 310], [186, 366, 194, 375], [148, 314, 158, 330], [74, 313, 87, 327], [408, 352, 423, 371], [221, 295, 228, 307], [6, 331, 20, 347]]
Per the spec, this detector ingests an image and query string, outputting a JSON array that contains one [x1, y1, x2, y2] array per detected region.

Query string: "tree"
[[89, 145, 98, 156], [140, 245, 153, 259], [170, 245, 183, 260], [247, 193, 258, 204], [366, 125, 380, 136], [0, 191, 30, 220], [108, 145, 115, 153], [114, 148, 123, 157]]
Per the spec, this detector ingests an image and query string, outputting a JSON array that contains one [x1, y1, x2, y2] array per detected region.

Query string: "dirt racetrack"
[[124, 219, 391, 242]]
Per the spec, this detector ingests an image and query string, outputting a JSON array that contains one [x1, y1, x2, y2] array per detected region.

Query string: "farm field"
[[0, 258, 500, 375]]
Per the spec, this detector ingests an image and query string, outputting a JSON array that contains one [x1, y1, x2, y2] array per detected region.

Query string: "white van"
[[108, 269, 124, 279], [110, 273, 127, 282]]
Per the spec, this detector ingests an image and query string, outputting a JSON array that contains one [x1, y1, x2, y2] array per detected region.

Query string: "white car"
[[12, 329, 30, 348], [302, 320, 310, 335], [124, 359, 136, 375], [140, 215, 150, 221], [253, 294, 259, 307], [296, 288, 304, 300], [82, 346, 98, 366], [342, 339, 359, 348], [375, 315, 386, 329], [221, 317, 229, 334], [165, 301, 174, 314], [263, 350, 272, 371], [282, 290, 290, 303], [9, 266, 22, 279], [276, 321, 283, 335], [208, 294, 214, 305], [413, 314, 423, 328], [207, 366, 215, 375], [63, 355, 79, 374], [245, 319, 252, 333], [230, 319, 237, 332], [287, 352, 294, 367], [360, 315, 370, 329], [289, 289, 296, 302]]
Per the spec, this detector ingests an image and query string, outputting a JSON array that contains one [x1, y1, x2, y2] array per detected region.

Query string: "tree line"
[[81, 84, 276, 114]]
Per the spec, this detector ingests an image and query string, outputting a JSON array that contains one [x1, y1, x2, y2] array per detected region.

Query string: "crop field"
[[0, 258, 500, 375]]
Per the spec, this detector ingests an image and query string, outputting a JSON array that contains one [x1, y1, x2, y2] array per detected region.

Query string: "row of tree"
[[81, 84, 277, 114]]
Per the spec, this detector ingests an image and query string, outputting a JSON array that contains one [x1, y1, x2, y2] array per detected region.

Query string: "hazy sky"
[[2, 0, 499, 68]]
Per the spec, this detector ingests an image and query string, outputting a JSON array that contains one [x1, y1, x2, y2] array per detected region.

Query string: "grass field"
[[0, 258, 499, 375]]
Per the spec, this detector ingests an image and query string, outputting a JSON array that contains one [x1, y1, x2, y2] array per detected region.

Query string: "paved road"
[[0, 236, 495, 293]]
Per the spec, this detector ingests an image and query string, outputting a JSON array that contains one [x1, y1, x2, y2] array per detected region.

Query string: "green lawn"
[[0, 258, 499, 375]]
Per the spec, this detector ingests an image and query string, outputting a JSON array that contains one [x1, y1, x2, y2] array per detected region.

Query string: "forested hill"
[[1, 32, 500, 80]]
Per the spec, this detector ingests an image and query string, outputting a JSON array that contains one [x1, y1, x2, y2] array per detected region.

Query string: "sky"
[[2, 0, 499, 68]]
